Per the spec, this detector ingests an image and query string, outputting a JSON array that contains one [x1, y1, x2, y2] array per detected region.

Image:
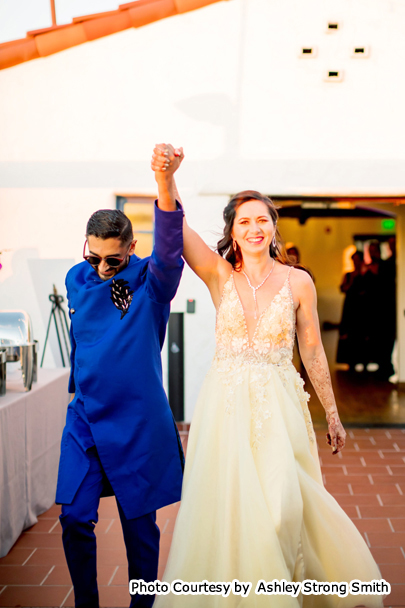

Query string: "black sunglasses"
[[83, 241, 130, 268]]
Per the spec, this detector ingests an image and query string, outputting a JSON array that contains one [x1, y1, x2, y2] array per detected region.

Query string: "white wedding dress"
[[155, 269, 384, 607]]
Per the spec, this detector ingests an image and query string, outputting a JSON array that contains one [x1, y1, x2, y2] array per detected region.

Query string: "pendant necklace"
[[242, 259, 275, 319]]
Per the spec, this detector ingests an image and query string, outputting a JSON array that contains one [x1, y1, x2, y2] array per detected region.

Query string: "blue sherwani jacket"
[[56, 203, 185, 520]]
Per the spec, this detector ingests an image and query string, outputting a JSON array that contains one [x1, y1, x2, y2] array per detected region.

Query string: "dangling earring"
[[272, 235, 277, 248], [233, 240, 237, 251]]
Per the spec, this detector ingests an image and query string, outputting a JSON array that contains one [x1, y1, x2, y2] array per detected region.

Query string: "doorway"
[[168, 312, 184, 422], [275, 196, 405, 427]]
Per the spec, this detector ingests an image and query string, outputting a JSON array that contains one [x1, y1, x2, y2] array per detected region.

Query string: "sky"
[[0, 0, 122, 43]]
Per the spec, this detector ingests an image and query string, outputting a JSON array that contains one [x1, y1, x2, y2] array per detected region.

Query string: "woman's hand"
[[151, 143, 184, 179], [326, 411, 346, 454], [151, 143, 184, 212]]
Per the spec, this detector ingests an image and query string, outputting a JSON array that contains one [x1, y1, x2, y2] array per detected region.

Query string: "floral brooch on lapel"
[[110, 279, 134, 319]]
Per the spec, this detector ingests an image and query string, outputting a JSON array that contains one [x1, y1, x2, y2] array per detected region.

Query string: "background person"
[[286, 244, 300, 264], [336, 250, 367, 371], [363, 240, 395, 379]]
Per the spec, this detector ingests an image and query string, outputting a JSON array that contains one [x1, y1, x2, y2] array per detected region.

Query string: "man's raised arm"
[[145, 143, 184, 303]]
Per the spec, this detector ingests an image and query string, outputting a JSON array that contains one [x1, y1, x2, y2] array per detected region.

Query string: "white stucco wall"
[[1, 0, 405, 417]]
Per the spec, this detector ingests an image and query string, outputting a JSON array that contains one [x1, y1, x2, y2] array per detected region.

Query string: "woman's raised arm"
[[292, 268, 346, 454], [152, 144, 230, 304]]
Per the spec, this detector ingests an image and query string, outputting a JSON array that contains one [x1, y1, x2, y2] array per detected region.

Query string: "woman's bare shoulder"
[[289, 266, 316, 297], [289, 266, 313, 282]]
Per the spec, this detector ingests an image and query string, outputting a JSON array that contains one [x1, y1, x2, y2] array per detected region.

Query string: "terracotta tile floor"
[[0, 428, 404, 607]]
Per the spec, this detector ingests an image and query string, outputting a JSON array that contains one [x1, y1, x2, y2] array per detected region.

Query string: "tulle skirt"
[[154, 361, 384, 607]]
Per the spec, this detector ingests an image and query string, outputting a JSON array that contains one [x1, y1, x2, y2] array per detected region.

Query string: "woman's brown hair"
[[217, 190, 304, 272]]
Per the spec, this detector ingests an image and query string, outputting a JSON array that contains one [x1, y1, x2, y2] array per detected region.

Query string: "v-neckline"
[[232, 271, 290, 347]]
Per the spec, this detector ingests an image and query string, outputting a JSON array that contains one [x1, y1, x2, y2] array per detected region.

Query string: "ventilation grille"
[[352, 45, 370, 58], [324, 70, 344, 82], [300, 46, 317, 58]]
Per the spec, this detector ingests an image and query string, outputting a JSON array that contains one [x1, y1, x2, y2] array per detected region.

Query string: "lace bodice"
[[212, 267, 314, 449], [215, 268, 295, 366]]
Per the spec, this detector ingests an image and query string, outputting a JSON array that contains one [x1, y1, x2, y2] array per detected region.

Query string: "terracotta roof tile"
[[0, 0, 225, 70], [26, 23, 73, 37], [83, 11, 132, 40], [0, 38, 40, 68], [128, 0, 177, 28], [72, 10, 124, 24], [35, 24, 88, 57], [0, 38, 28, 49]]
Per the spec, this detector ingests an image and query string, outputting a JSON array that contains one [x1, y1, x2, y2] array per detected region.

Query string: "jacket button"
[[70, 308, 76, 314]]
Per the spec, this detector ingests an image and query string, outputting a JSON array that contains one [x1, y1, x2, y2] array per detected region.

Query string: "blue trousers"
[[60, 446, 160, 608]]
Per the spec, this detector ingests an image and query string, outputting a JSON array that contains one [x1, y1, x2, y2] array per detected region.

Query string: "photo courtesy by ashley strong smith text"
[[129, 579, 390, 598]]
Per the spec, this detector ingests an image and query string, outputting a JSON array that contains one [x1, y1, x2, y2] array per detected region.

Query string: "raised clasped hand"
[[151, 143, 184, 178], [326, 412, 346, 455]]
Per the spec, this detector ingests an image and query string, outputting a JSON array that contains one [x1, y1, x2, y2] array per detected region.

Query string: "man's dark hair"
[[86, 210, 133, 244]]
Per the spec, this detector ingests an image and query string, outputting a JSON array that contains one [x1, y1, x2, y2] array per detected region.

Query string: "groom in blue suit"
[[56, 147, 185, 608]]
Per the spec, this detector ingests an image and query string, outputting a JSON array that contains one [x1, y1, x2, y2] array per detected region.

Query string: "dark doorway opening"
[[168, 312, 184, 421], [275, 196, 404, 427]]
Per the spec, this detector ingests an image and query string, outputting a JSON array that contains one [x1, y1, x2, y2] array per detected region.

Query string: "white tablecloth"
[[0, 368, 69, 557]]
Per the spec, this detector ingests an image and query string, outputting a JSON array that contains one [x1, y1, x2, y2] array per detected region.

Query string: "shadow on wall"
[[0, 249, 74, 368]]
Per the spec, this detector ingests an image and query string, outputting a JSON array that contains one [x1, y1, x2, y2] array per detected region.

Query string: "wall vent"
[[300, 46, 317, 58], [324, 70, 343, 82], [352, 45, 370, 58], [326, 22, 340, 32]]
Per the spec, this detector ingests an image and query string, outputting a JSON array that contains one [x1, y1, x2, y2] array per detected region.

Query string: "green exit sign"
[[381, 219, 396, 231]]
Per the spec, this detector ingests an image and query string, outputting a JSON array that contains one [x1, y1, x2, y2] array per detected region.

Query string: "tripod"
[[40, 285, 71, 367]]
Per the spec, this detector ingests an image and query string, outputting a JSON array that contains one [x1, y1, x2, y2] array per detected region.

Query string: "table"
[[0, 368, 69, 557]]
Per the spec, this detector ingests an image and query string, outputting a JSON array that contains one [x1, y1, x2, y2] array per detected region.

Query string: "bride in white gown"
[[151, 145, 384, 608]]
